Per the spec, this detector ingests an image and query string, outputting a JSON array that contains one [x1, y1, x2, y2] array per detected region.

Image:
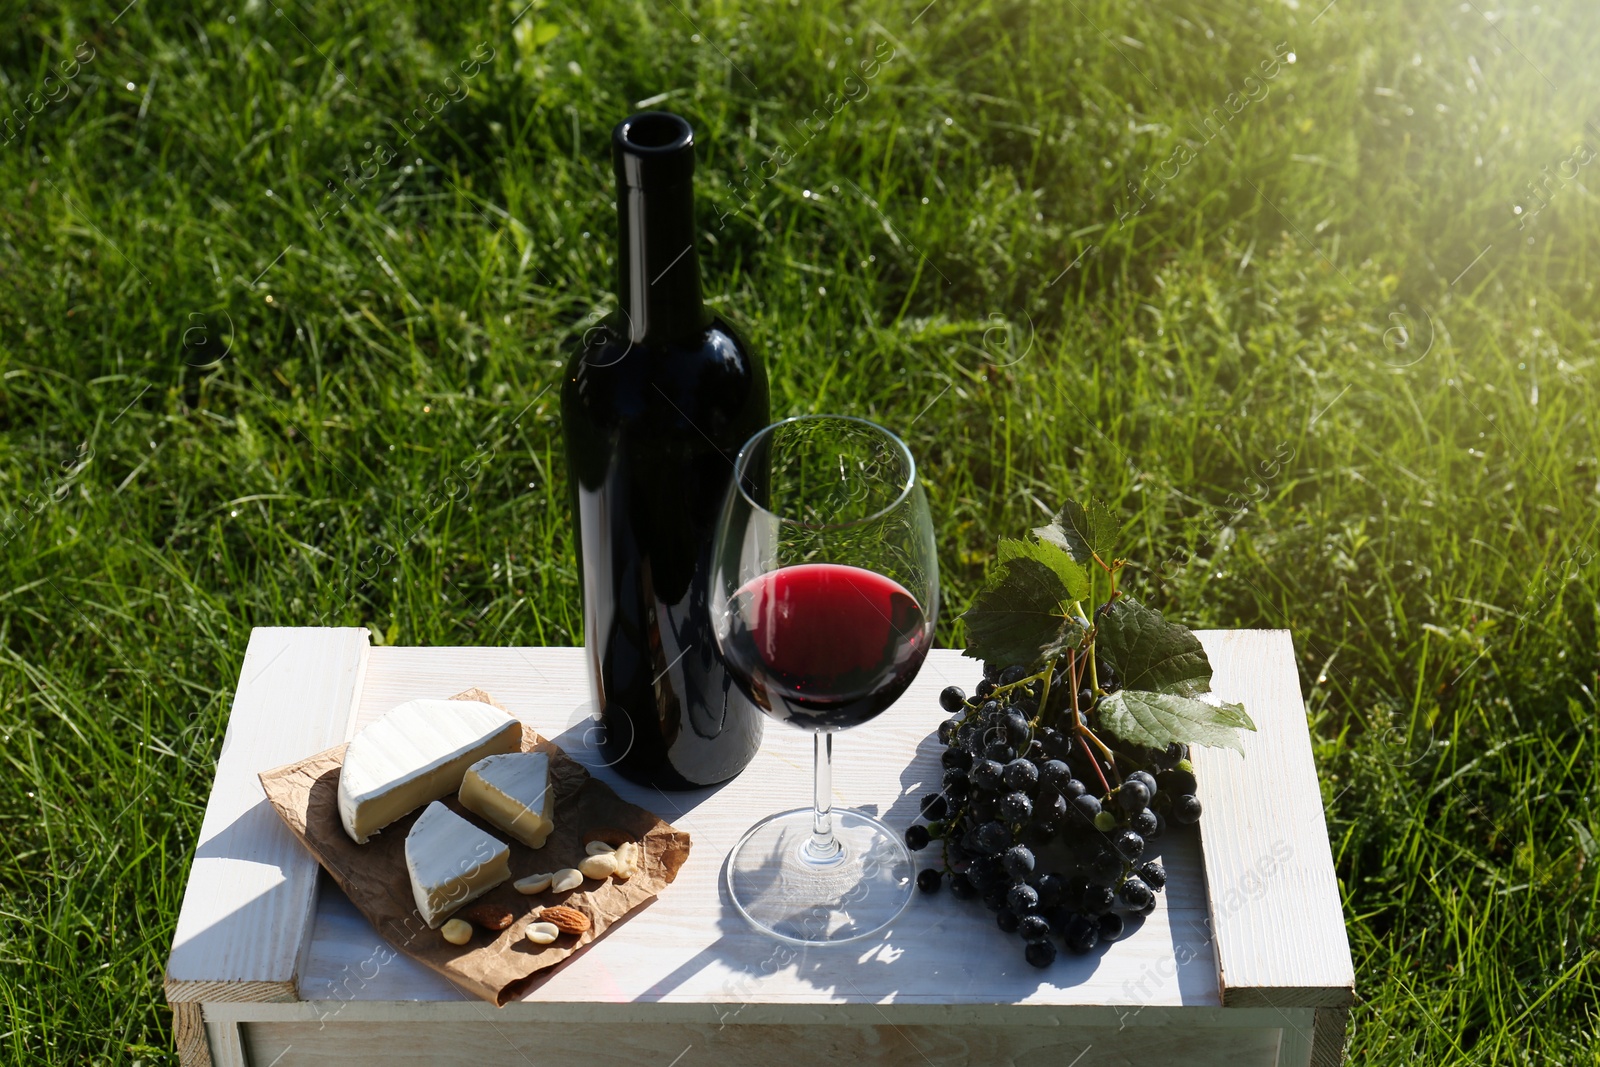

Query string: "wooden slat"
[[1191, 630, 1354, 1009], [239, 1018, 1288, 1067], [205, 1021, 250, 1067], [170, 1001, 211, 1067], [165, 627, 370, 1005], [1311, 1007, 1352, 1066]]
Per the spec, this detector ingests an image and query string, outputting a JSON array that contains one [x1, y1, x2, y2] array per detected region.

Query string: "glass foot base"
[[725, 808, 914, 944]]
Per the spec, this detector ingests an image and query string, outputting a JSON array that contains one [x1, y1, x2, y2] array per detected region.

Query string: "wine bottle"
[[561, 112, 769, 789]]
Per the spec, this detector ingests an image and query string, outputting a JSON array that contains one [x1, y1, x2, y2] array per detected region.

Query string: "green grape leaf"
[[997, 536, 1091, 602], [1095, 596, 1214, 697], [1033, 497, 1122, 565], [959, 557, 1084, 667], [1095, 690, 1255, 754]]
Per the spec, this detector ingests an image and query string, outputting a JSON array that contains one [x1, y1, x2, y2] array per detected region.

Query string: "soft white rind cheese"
[[460, 752, 556, 849], [405, 801, 510, 928], [338, 698, 522, 844]]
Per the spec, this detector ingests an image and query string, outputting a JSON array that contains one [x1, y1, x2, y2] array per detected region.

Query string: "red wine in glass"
[[721, 563, 931, 729], [710, 414, 937, 944]]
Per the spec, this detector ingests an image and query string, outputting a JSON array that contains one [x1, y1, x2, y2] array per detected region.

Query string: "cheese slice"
[[338, 698, 522, 844], [405, 801, 511, 927], [460, 752, 556, 849]]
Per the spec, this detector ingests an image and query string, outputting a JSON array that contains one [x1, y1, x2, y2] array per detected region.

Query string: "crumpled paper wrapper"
[[259, 688, 691, 1006]]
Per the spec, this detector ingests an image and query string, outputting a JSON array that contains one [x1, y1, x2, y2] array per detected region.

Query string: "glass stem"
[[807, 730, 842, 862]]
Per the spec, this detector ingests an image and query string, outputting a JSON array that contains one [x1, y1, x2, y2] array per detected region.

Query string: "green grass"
[[2, 0, 1599, 1062]]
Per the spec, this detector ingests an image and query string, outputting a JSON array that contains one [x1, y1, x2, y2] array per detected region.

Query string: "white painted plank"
[[1191, 630, 1354, 1009], [166, 627, 370, 1002], [296, 646, 1219, 1011], [239, 1018, 1287, 1067]]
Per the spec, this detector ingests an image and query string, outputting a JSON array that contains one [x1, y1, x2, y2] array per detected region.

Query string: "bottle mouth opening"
[[618, 112, 693, 152]]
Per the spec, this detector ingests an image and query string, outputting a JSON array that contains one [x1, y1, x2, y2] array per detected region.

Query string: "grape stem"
[[1076, 724, 1121, 787], [1077, 731, 1112, 795]]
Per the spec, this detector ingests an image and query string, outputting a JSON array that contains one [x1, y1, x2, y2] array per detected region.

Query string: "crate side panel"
[[241, 1019, 1285, 1067]]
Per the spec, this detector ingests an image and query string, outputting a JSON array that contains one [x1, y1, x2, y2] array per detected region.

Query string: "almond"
[[539, 905, 591, 935], [462, 903, 515, 931]]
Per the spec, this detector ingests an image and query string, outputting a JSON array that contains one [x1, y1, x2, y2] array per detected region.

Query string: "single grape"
[[979, 699, 1002, 719], [1000, 792, 1033, 822], [1173, 794, 1203, 825], [916, 868, 943, 894], [1036, 792, 1068, 824], [1092, 810, 1117, 832], [1136, 859, 1167, 890], [1077, 687, 1095, 710], [1007, 883, 1040, 914], [1109, 828, 1146, 860], [1071, 794, 1102, 822], [1001, 844, 1036, 880], [1130, 807, 1159, 837], [969, 758, 1004, 793], [905, 824, 931, 851], [937, 717, 962, 745], [1098, 912, 1125, 942], [1176, 757, 1195, 774], [1119, 876, 1154, 910], [939, 685, 967, 713], [1117, 780, 1151, 813], [983, 661, 1002, 682], [949, 873, 977, 899], [1080, 884, 1116, 914], [1157, 766, 1198, 797], [1040, 759, 1071, 792], [1127, 769, 1158, 796], [1004, 712, 1031, 747], [941, 746, 972, 772], [984, 740, 1016, 763], [1019, 913, 1051, 941], [1146, 811, 1166, 840], [996, 908, 1021, 933], [975, 678, 997, 698], [1063, 914, 1100, 954], [942, 772, 970, 802], [1062, 777, 1088, 799], [921, 793, 950, 821], [967, 859, 1000, 892], [1013, 696, 1039, 717], [975, 820, 1012, 854], [1003, 758, 1039, 792], [1024, 938, 1058, 968], [998, 664, 1027, 686], [1035, 872, 1066, 908]]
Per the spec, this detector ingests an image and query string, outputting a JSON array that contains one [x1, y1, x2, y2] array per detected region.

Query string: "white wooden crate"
[[165, 628, 1353, 1066]]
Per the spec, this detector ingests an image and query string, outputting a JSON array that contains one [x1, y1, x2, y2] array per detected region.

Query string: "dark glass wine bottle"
[[561, 112, 769, 789]]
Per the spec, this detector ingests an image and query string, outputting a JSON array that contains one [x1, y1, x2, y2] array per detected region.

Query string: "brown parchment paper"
[[258, 688, 691, 1006]]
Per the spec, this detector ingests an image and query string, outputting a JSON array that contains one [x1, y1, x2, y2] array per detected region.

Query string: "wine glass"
[[709, 415, 939, 944]]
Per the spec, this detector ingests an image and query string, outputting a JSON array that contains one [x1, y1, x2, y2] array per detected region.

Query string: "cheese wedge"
[[338, 698, 522, 844], [460, 751, 556, 849], [405, 801, 511, 927]]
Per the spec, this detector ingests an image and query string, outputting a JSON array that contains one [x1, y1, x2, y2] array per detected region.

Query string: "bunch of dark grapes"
[[906, 661, 1205, 968]]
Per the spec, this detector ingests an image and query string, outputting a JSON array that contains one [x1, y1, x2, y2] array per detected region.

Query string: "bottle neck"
[[616, 179, 706, 345]]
